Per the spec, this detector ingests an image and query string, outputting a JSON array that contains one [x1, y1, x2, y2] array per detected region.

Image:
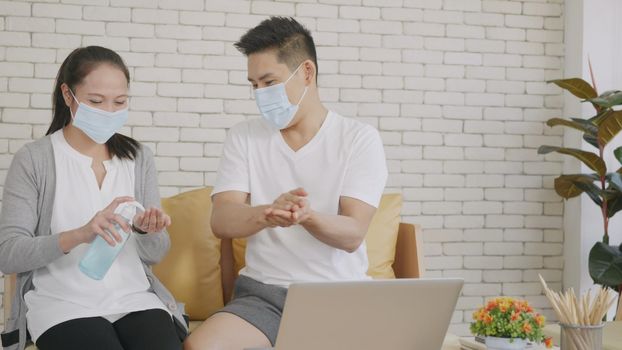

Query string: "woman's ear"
[[60, 83, 73, 108]]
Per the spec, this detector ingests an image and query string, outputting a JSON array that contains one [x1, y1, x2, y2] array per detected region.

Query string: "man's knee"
[[184, 334, 226, 350], [183, 313, 271, 350]]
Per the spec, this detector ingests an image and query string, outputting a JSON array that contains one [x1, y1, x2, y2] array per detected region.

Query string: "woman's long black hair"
[[47, 46, 139, 160]]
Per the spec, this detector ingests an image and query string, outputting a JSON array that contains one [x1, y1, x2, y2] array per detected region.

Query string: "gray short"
[[218, 275, 287, 346]]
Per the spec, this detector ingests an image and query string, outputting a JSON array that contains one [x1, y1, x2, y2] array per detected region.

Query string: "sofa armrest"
[[392, 223, 425, 279], [220, 238, 235, 305], [617, 294, 622, 321], [3, 273, 16, 326]]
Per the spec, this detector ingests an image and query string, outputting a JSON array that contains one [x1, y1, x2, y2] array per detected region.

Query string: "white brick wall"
[[0, 0, 565, 336]]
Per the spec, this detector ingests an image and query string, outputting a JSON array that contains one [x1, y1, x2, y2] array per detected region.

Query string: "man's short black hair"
[[235, 16, 318, 76]]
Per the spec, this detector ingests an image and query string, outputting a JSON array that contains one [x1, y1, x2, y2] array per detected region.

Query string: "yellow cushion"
[[232, 194, 402, 279], [154, 187, 223, 320], [232, 238, 247, 276], [366, 194, 402, 279]]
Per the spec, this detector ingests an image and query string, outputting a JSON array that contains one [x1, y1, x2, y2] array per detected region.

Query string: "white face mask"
[[254, 64, 308, 130], [69, 90, 129, 144]]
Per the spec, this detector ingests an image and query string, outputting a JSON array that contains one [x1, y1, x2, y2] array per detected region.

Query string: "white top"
[[213, 111, 388, 287], [24, 130, 168, 342]]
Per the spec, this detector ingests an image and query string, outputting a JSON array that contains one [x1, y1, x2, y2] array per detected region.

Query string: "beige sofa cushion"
[[154, 187, 224, 320], [366, 193, 402, 278]]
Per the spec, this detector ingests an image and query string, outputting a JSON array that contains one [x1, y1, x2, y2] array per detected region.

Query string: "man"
[[184, 17, 388, 350]]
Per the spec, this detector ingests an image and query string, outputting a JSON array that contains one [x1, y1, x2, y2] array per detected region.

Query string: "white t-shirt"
[[213, 111, 388, 287], [24, 130, 168, 342]]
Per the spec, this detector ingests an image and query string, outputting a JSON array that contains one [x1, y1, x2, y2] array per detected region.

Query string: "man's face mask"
[[254, 64, 308, 130]]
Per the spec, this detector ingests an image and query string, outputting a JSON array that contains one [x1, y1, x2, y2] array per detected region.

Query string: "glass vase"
[[560, 323, 604, 350]]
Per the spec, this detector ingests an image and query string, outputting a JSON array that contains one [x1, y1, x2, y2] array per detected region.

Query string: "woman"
[[0, 46, 187, 350]]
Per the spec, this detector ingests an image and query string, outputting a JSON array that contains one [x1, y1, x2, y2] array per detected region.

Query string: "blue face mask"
[[69, 90, 129, 144], [254, 64, 308, 130]]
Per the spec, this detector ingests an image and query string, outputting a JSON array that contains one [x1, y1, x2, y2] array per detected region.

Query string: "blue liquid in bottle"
[[79, 202, 144, 280]]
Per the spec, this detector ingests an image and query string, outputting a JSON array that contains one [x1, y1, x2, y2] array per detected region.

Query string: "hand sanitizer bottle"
[[79, 201, 145, 280]]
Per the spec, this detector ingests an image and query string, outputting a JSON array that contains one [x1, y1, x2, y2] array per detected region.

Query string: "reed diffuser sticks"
[[539, 275, 617, 349]]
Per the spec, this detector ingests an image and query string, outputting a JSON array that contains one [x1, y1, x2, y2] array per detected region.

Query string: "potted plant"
[[470, 297, 552, 349], [537, 77, 622, 318]]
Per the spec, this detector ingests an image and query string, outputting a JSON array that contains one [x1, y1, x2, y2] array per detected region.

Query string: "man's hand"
[[261, 190, 377, 252], [264, 188, 312, 227]]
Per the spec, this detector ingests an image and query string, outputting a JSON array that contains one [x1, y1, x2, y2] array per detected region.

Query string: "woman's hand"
[[58, 197, 134, 254], [132, 207, 171, 234], [78, 196, 135, 246]]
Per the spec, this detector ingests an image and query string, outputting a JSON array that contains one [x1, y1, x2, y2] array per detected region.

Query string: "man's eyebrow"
[[248, 73, 277, 82]]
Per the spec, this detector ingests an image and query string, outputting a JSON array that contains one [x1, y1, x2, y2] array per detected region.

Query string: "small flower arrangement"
[[470, 297, 553, 348]]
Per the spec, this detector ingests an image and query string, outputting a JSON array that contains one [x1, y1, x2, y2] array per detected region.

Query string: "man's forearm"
[[211, 202, 270, 239], [302, 212, 368, 253]]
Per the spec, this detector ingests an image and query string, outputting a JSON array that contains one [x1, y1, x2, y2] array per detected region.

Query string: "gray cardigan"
[[0, 136, 188, 350]]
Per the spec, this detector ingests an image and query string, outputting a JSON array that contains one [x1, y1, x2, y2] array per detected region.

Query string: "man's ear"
[[302, 60, 316, 85]]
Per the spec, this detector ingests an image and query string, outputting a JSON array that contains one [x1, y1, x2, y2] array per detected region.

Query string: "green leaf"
[[537, 146, 606, 176], [607, 193, 622, 218], [597, 110, 622, 146], [589, 109, 613, 126], [574, 181, 603, 206], [548, 78, 598, 99], [602, 89, 621, 97], [570, 118, 599, 134], [615, 147, 622, 165], [609, 172, 622, 191], [537, 145, 558, 154], [546, 118, 597, 135], [602, 189, 619, 201], [583, 134, 600, 148], [554, 174, 597, 199], [587, 90, 622, 108], [589, 242, 622, 288]]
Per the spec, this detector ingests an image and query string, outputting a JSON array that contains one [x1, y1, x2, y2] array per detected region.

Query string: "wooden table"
[[443, 334, 559, 350], [442, 333, 461, 349]]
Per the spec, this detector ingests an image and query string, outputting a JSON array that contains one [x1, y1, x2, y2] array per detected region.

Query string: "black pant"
[[36, 309, 182, 350]]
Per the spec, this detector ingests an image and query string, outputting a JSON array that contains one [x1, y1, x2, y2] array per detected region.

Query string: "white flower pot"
[[485, 336, 527, 350]]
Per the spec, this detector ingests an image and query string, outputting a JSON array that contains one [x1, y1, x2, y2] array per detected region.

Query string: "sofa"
[[2, 187, 425, 348]]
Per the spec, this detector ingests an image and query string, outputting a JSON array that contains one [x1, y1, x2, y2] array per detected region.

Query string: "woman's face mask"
[[69, 89, 129, 144], [253, 63, 308, 130]]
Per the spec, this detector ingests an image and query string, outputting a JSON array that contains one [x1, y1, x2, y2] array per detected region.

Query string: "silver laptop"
[[249, 278, 463, 350]]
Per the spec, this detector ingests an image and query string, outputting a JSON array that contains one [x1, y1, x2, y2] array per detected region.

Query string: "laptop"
[[249, 278, 463, 350]]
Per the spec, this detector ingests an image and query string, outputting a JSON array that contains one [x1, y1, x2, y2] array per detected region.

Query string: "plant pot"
[[485, 336, 527, 350]]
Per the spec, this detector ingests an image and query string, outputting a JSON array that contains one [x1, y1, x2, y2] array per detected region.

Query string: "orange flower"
[[499, 300, 511, 313], [471, 298, 547, 344], [522, 321, 532, 334], [544, 337, 553, 348], [517, 301, 525, 309], [473, 309, 485, 321], [513, 300, 533, 313]]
